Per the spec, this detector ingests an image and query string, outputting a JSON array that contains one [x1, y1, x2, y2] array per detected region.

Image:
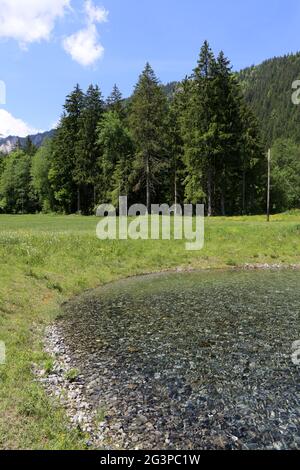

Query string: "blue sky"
[[0, 0, 300, 137]]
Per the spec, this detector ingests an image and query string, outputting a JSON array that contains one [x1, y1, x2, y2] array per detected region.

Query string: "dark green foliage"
[[162, 81, 178, 101], [0, 153, 4, 179], [239, 53, 300, 146], [49, 84, 85, 213], [239, 104, 266, 215], [129, 63, 169, 210], [106, 84, 125, 118], [179, 42, 265, 215], [23, 136, 38, 156], [31, 139, 55, 212], [180, 42, 216, 211], [97, 110, 134, 206], [165, 86, 186, 206], [270, 139, 300, 212], [74, 85, 105, 214], [0, 150, 37, 213], [2, 44, 298, 216]]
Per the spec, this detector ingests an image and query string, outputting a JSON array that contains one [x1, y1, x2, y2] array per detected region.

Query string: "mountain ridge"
[[0, 130, 55, 154]]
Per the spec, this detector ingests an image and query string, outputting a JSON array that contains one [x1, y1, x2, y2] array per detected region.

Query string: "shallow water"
[[59, 270, 300, 449]]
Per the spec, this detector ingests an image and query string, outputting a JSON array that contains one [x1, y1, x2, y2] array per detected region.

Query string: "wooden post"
[[267, 149, 271, 222]]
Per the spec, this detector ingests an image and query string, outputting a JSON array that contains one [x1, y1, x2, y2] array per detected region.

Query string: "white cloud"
[[0, 109, 40, 137], [0, 0, 108, 64], [63, 23, 104, 67], [85, 0, 108, 24], [63, 0, 108, 67], [0, 0, 70, 48]]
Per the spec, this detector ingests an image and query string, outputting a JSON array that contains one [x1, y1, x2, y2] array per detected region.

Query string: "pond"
[[58, 270, 300, 450]]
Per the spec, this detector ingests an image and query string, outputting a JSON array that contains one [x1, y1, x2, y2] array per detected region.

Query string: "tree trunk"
[[207, 164, 212, 217], [267, 149, 271, 222], [174, 165, 178, 213], [146, 155, 150, 213], [221, 166, 226, 216], [242, 168, 246, 215]]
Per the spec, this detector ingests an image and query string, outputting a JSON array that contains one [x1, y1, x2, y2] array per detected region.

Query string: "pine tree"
[[179, 42, 265, 215], [74, 84, 104, 214], [106, 84, 124, 117], [180, 41, 217, 212], [129, 63, 169, 211], [49, 84, 84, 213], [166, 83, 186, 207], [239, 104, 265, 214], [212, 51, 243, 215], [23, 136, 37, 156]]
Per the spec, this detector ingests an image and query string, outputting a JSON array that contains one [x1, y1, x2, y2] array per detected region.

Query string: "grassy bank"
[[0, 212, 300, 449]]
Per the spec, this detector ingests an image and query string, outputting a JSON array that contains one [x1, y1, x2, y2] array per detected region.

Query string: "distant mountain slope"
[[162, 54, 300, 146], [0, 130, 55, 154], [238, 53, 300, 145], [162, 81, 178, 99]]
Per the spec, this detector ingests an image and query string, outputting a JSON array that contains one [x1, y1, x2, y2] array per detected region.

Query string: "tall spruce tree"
[[213, 51, 265, 215], [49, 84, 84, 213], [24, 136, 37, 156], [180, 41, 217, 213], [239, 104, 265, 214], [106, 84, 125, 117], [129, 63, 169, 210], [166, 82, 186, 207], [213, 51, 243, 215], [180, 41, 265, 215], [74, 84, 104, 214]]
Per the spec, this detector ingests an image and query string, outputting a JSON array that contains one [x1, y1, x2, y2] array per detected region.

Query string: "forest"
[[0, 41, 300, 216]]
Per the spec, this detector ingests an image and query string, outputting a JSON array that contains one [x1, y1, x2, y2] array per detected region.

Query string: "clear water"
[[60, 270, 300, 449]]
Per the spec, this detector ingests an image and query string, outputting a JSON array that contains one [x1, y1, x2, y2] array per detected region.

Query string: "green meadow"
[[0, 212, 300, 449]]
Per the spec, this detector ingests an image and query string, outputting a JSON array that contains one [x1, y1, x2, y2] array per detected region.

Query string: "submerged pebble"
[[41, 270, 300, 450]]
